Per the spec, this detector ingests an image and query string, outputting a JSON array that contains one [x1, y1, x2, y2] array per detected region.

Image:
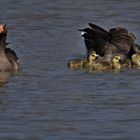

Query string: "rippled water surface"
[[0, 0, 140, 140]]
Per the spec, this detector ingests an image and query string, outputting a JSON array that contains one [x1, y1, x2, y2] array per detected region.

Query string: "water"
[[0, 0, 140, 140]]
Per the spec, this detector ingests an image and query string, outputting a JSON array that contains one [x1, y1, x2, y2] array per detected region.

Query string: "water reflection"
[[0, 72, 12, 87]]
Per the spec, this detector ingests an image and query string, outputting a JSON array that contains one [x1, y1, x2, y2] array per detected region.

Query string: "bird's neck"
[[89, 59, 93, 65]]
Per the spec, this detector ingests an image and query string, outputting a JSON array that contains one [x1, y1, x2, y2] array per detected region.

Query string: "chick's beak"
[[119, 59, 130, 65], [95, 55, 100, 60]]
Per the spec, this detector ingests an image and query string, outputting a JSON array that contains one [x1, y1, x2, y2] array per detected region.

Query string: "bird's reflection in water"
[[0, 72, 13, 87]]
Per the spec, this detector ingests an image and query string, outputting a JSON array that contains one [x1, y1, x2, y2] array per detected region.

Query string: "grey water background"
[[0, 0, 140, 140]]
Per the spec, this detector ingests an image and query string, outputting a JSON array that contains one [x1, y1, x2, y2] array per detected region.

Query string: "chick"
[[67, 58, 86, 69], [82, 51, 99, 68], [67, 51, 99, 70], [89, 55, 124, 71], [131, 53, 140, 67]]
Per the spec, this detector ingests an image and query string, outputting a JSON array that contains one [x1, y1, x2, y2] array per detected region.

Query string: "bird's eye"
[[116, 57, 119, 60]]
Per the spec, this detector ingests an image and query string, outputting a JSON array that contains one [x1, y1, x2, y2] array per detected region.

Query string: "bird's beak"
[[0, 23, 7, 33], [95, 55, 100, 60], [119, 59, 124, 64]]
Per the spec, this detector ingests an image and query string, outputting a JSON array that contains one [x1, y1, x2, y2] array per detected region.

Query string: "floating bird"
[[68, 23, 140, 72], [67, 51, 99, 69], [82, 51, 100, 69], [0, 23, 21, 72], [67, 58, 86, 69], [79, 23, 138, 59], [131, 53, 140, 67], [87, 54, 126, 71]]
